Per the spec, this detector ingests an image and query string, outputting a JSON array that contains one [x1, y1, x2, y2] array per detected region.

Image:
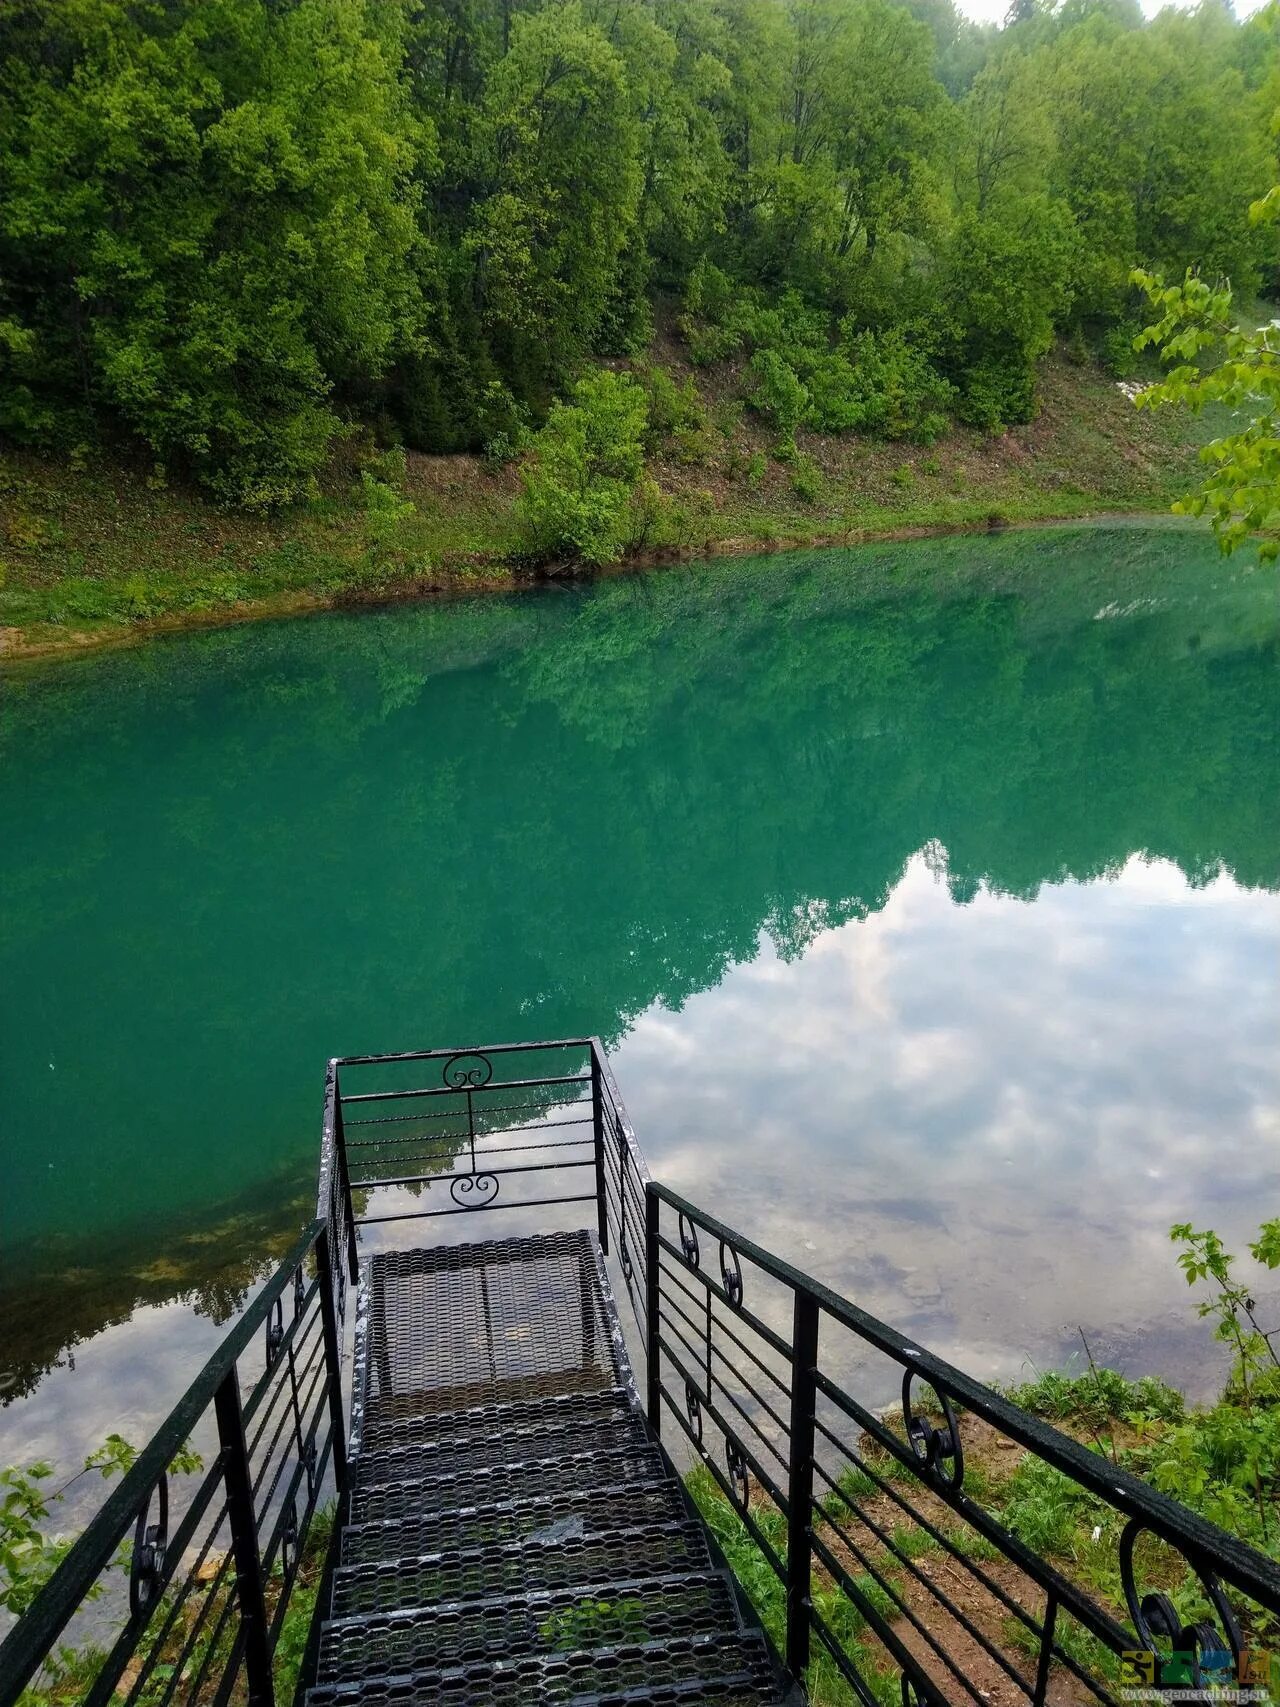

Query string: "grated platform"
[[303, 1229, 793, 1706]]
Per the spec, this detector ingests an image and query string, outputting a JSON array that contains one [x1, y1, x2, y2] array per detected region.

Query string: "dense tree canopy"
[[0, 0, 1276, 503]]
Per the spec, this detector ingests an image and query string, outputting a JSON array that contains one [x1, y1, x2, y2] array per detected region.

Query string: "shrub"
[[790, 453, 823, 502], [748, 350, 809, 458], [516, 371, 650, 564]]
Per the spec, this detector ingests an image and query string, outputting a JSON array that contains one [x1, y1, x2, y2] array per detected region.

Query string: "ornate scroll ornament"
[[281, 1499, 299, 1580], [442, 1052, 493, 1090], [1119, 1520, 1241, 1685], [450, 1172, 499, 1208], [685, 1380, 704, 1445], [901, 1370, 964, 1492], [292, 1265, 306, 1322], [719, 1240, 743, 1308], [726, 1439, 750, 1511], [302, 1434, 318, 1496], [265, 1298, 285, 1371], [678, 1212, 701, 1270], [129, 1474, 168, 1619]]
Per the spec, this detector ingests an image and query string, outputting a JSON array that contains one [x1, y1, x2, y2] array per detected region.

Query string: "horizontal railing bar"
[[656, 1287, 793, 1442], [653, 1232, 794, 1363], [808, 1521, 986, 1704], [354, 1191, 599, 1226], [345, 1121, 593, 1150], [651, 1182, 1280, 1609], [351, 1156, 595, 1192], [656, 1306, 790, 1475], [340, 1072, 591, 1104], [809, 1454, 1036, 1700], [804, 1608, 886, 1707], [655, 1350, 791, 1516], [347, 1136, 594, 1167], [658, 1258, 791, 1398], [810, 1411, 1049, 1646], [0, 1220, 324, 1702], [334, 1038, 595, 1066], [809, 1377, 1139, 1651], [343, 1095, 590, 1130], [658, 1386, 789, 1584]]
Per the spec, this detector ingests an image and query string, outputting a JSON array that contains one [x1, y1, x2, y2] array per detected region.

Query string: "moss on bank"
[[0, 353, 1218, 661]]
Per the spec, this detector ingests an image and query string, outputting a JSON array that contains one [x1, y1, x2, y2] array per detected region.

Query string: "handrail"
[[0, 1218, 343, 1707], [648, 1181, 1280, 1604], [644, 1180, 1280, 1701]]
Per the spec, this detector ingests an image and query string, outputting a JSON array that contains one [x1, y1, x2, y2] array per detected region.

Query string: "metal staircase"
[[304, 1231, 792, 1705], [2, 1036, 1278, 1707]]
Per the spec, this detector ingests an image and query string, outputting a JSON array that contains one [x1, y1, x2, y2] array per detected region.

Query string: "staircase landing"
[[305, 1229, 793, 1705]]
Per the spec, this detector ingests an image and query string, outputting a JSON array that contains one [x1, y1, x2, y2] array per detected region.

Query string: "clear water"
[[3, 522, 1278, 1468]]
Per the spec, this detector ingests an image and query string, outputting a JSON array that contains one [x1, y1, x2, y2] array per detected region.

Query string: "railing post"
[[590, 1045, 609, 1254], [332, 1073, 359, 1284], [786, 1292, 820, 1679], [316, 1224, 347, 1487], [644, 1185, 661, 1434], [213, 1368, 274, 1707]]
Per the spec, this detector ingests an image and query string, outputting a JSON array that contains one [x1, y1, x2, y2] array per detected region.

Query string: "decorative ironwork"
[[265, 1296, 284, 1371], [685, 1379, 704, 1444], [726, 1440, 750, 1511], [128, 1474, 168, 1619], [1120, 1520, 1241, 1685], [449, 1172, 499, 1208], [901, 1369, 963, 1491], [442, 1051, 493, 1089], [678, 1211, 701, 1269], [645, 1178, 1280, 1706], [719, 1239, 743, 1307], [293, 1264, 306, 1320], [281, 1499, 300, 1580]]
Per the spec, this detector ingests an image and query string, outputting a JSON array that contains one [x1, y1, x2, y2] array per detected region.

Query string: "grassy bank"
[[0, 352, 1215, 661]]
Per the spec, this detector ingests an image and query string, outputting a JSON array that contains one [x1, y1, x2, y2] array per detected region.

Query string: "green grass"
[[0, 347, 1223, 659]]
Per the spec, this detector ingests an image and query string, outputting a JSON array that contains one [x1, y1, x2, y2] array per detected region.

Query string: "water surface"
[[3, 522, 1278, 1465]]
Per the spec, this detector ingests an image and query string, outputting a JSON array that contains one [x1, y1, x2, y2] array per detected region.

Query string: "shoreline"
[[0, 499, 1192, 666]]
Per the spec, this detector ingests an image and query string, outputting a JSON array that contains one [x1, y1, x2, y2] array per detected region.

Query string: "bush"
[[748, 350, 809, 458], [516, 371, 650, 564], [790, 453, 823, 503]]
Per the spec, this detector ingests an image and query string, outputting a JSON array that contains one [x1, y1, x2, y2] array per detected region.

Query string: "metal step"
[[347, 1436, 672, 1525], [341, 1478, 686, 1566], [316, 1568, 744, 1681], [360, 1230, 625, 1413], [305, 1629, 786, 1705], [350, 1405, 653, 1489], [357, 1383, 635, 1455], [328, 1519, 713, 1619]]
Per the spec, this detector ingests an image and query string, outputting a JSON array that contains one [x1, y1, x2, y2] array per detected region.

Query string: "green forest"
[[1, 0, 1276, 519]]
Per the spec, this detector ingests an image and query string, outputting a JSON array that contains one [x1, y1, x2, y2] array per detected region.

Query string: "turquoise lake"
[[2, 521, 1278, 1468]]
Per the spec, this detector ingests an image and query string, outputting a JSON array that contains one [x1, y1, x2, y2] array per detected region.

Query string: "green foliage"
[[516, 370, 651, 563], [748, 349, 810, 458], [1, 1436, 201, 1621], [1, 0, 1274, 502], [1004, 1368, 1185, 1432], [1133, 259, 1280, 559]]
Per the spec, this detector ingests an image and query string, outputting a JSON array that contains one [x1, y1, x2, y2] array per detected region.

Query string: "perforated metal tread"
[[342, 1478, 687, 1565], [331, 1518, 713, 1617], [305, 1232, 790, 1706], [360, 1230, 625, 1417], [306, 1630, 785, 1705], [347, 1436, 672, 1525], [318, 1569, 744, 1678]]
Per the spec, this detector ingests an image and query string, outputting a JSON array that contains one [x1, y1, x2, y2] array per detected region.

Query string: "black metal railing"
[[323, 1037, 650, 1320], [641, 1183, 1280, 1705], [6, 1037, 1280, 1707], [0, 1220, 346, 1707]]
